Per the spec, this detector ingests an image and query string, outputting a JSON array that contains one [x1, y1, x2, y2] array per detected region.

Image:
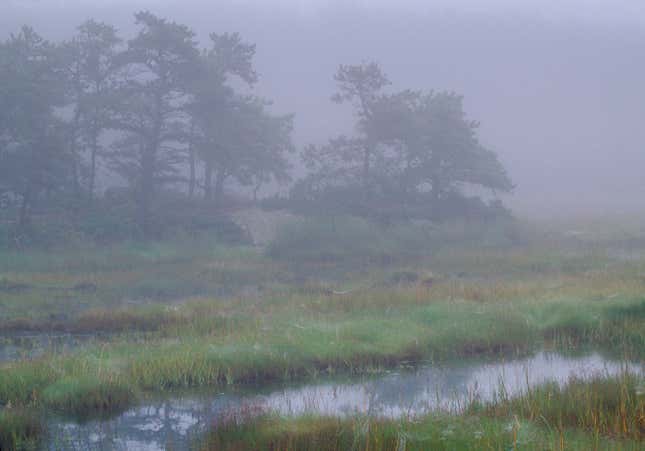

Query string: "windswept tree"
[[294, 62, 392, 215], [0, 27, 68, 234], [108, 11, 200, 237], [187, 32, 293, 207], [296, 63, 512, 221], [61, 20, 121, 203], [406, 92, 513, 201], [332, 62, 390, 191], [369, 91, 513, 204], [206, 96, 293, 206], [185, 32, 257, 199]]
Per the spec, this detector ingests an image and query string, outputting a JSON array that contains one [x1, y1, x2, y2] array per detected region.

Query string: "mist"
[[3, 0, 645, 217], [1, 2, 644, 450]]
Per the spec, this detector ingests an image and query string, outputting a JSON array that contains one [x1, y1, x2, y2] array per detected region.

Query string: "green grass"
[[200, 415, 643, 450], [0, 289, 642, 418]]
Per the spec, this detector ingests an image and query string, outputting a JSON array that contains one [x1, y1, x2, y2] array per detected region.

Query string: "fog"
[[3, 4, 645, 448], [3, 0, 645, 218]]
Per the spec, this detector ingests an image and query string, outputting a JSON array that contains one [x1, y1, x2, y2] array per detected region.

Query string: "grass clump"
[[199, 413, 642, 451], [0, 409, 43, 451], [199, 414, 511, 451], [42, 376, 136, 419], [0, 361, 57, 406], [473, 373, 645, 440]]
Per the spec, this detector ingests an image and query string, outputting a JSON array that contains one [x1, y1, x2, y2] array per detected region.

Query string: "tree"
[[61, 20, 121, 203], [187, 32, 293, 207], [191, 92, 294, 207], [108, 11, 200, 237], [0, 27, 68, 235], [332, 62, 390, 191], [296, 63, 512, 222], [374, 91, 513, 203]]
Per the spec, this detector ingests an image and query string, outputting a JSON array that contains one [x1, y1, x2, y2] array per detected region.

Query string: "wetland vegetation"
[[0, 217, 644, 449], [1, 2, 645, 450]]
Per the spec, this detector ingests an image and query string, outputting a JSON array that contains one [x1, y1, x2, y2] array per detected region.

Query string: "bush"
[[267, 216, 437, 263], [267, 215, 527, 264], [0, 191, 251, 250]]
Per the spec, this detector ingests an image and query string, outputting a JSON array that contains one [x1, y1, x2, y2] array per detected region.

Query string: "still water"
[[46, 351, 642, 450]]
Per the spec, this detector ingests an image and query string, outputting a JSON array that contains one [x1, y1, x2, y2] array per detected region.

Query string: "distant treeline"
[[0, 11, 512, 246]]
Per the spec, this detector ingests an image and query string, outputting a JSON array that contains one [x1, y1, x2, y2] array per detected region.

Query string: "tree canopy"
[[294, 62, 512, 222], [0, 17, 513, 247]]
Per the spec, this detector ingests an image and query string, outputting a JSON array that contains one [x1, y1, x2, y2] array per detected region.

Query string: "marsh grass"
[[0, 221, 644, 428], [0, 291, 640, 418], [42, 376, 136, 419], [471, 372, 645, 441], [0, 408, 43, 451], [199, 413, 642, 451], [199, 375, 645, 450]]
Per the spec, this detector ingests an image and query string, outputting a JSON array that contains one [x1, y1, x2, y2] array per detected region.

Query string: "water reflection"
[[47, 351, 642, 450]]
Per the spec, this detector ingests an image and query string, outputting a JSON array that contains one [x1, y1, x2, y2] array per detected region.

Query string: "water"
[[46, 351, 642, 450]]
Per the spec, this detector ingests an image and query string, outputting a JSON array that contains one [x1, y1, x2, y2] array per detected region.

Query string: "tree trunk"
[[188, 122, 196, 198], [139, 142, 155, 239], [18, 188, 31, 232], [203, 158, 213, 201], [88, 128, 99, 204], [362, 141, 372, 201], [253, 181, 261, 203], [139, 91, 163, 239], [214, 167, 226, 209], [70, 108, 82, 202]]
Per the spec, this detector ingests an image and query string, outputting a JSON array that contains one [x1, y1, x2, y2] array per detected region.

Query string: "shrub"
[[267, 215, 525, 264], [267, 216, 394, 263]]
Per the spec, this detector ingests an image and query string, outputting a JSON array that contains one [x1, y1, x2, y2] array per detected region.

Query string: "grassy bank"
[[199, 373, 644, 450], [0, 286, 642, 417]]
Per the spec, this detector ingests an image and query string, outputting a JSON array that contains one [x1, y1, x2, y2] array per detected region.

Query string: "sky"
[[2, 0, 645, 218]]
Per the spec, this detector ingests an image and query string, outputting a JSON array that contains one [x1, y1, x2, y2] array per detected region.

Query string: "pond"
[[45, 351, 642, 450]]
